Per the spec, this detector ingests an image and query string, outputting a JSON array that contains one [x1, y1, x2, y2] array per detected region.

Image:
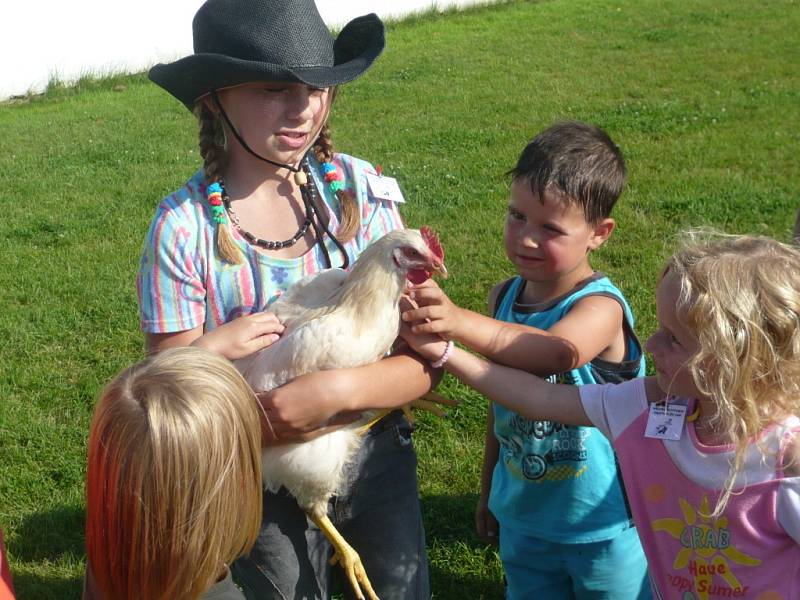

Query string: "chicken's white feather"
[[234, 229, 443, 518]]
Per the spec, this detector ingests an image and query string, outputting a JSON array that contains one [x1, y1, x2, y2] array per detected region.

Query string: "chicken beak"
[[434, 260, 448, 279]]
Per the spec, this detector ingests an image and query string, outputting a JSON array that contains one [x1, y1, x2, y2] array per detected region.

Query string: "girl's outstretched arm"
[[448, 347, 590, 425], [403, 327, 590, 426]]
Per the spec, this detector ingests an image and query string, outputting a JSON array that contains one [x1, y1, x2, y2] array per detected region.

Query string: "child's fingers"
[[249, 333, 281, 352], [409, 286, 445, 306], [485, 514, 498, 542], [409, 279, 440, 291], [475, 509, 499, 545], [401, 307, 425, 322], [410, 320, 442, 335], [401, 306, 441, 323], [268, 417, 361, 443], [398, 295, 418, 313], [252, 316, 285, 334], [246, 311, 283, 324]]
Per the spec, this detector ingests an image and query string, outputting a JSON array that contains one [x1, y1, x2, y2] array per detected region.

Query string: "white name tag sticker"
[[366, 172, 405, 203], [644, 403, 686, 441]]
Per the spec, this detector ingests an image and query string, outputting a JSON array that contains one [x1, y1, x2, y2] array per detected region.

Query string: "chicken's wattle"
[[407, 269, 431, 285]]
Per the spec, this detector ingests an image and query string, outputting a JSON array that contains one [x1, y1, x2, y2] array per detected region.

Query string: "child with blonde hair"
[[402, 232, 800, 598], [84, 347, 264, 600]]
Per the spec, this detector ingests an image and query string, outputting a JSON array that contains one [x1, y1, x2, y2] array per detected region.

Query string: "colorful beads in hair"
[[207, 181, 227, 224], [322, 161, 345, 193]]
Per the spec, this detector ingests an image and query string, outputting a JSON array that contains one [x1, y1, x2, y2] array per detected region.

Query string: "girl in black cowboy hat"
[[137, 0, 434, 599]]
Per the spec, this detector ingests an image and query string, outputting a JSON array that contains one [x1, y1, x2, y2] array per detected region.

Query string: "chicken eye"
[[402, 248, 421, 259]]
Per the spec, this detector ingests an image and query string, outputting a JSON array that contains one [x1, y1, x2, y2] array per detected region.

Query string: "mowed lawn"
[[1, 0, 798, 597]]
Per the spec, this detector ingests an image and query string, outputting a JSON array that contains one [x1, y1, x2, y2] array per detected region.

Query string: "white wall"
[[1, 0, 488, 100]]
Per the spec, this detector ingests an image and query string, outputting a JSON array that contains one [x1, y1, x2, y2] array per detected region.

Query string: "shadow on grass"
[[422, 493, 504, 600], [329, 493, 503, 599], [9, 496, 502, 599], [10, 572, 83, 600], [423, 492, 485, 545], [429, 561, 504, 600], [9, 502, 85, 563], [7, 503, 86, 599]]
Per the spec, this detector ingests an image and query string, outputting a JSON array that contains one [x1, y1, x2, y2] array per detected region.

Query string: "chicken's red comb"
[[420, 226, 444, 261]]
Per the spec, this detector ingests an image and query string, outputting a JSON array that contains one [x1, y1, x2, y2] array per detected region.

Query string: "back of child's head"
[[666, 231, 800, 511], [509, 121, 627, 224], [85, 347, 263, 600]]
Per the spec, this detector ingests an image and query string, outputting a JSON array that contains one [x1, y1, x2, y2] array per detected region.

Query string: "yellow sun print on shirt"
[[652, 495, 761, 600]]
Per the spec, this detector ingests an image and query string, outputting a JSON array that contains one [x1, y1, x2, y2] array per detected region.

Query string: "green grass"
[[1, 0, 798, 597]]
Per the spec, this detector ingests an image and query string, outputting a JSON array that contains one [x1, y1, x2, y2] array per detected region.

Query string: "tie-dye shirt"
[[137, 154, 403, 333]]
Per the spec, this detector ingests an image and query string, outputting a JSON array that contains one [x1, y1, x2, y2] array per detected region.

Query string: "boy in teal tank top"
[[402, 122, 650, 598]]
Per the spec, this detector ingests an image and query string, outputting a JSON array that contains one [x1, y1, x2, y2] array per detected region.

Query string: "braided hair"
[[311, 122, 359, 243], [194, 100, 358, 263], [194, 101, 242, 264]]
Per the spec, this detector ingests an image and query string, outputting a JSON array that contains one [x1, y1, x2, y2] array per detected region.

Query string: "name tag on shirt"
[[644, 403, 686, 441], [366, 172, 405, 203]]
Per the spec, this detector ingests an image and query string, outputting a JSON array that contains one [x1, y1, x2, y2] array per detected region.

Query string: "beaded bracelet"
[[431, 340, 454, 369]]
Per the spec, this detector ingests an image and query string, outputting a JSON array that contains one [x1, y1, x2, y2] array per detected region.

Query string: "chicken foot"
[[405, 392, 459, 421], [356, 393, 460, 435], [310, 513, 379, 600]]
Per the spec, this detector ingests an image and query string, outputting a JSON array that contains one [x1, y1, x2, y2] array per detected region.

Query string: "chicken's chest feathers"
[[240, 300, 401, 394], [262, 428, 363, 511]]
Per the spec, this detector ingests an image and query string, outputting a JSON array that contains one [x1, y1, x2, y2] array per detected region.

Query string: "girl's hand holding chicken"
[[190, 312, 285, 360], [256, 369, 364, 443]]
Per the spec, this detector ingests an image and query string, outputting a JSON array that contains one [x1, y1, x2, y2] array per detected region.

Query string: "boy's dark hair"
[[509, 121, 627, 223]]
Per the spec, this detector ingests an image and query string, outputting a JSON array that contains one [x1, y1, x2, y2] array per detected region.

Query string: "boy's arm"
[[404, 281, 623, 376]]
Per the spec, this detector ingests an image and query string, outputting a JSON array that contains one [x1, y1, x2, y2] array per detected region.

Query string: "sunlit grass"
[[1, 0, 798, 597]]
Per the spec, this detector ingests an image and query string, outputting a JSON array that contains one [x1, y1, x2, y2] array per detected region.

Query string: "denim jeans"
[[232, 411, 430, 600]]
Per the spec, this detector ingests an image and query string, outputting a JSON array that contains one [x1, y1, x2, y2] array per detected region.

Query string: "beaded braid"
[[194, 102, 243, 264], [312, 123, 359, 243]]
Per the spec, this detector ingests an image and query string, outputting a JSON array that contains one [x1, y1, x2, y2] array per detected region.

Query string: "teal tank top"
[[488, 273, 644, 543]]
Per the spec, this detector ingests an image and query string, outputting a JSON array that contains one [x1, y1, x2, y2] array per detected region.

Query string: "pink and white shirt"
[[581, 379, 800, 599], [137, 154, 403, 333]]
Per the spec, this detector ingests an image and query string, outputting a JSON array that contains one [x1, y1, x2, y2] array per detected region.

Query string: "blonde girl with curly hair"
[[401, 232, 800, 599], [83, 347, 263, 600]]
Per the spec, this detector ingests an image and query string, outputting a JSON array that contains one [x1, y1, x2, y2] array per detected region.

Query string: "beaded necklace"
[[207, 91, 349, 268], [206, 159, 347, 256], [220, 179, 313, 250]]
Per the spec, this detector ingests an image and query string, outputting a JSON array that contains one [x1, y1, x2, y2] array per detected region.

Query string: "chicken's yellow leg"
[[355, 409, 393, 436], [411, 392, 459, 417], [355, 393, 461, 435], [309, 513, 379, 600]]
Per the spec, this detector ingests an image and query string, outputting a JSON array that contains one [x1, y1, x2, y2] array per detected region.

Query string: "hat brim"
[[150, 13, 385, 110]]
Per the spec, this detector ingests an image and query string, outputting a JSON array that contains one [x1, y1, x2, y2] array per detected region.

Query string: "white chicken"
[[234, 227, 448, 600]]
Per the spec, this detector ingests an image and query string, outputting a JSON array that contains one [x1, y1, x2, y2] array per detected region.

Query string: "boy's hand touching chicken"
[[402, 279, 467, 340]]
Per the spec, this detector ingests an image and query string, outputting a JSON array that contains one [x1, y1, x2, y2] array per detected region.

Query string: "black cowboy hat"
[[149, 0, 385, 110]]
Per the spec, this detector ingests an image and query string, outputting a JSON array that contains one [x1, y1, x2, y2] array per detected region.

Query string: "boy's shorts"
[[499, 524, 651, 599]]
